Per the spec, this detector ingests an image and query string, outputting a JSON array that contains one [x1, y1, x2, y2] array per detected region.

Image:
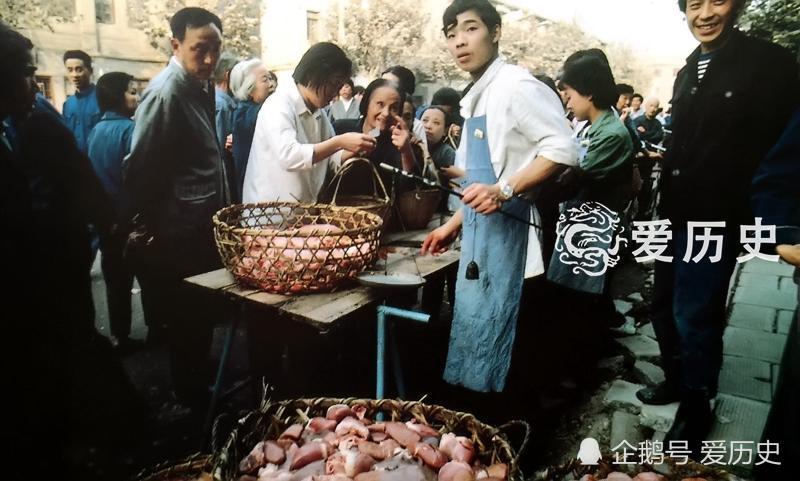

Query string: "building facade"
[[23, 0, 167, 111]]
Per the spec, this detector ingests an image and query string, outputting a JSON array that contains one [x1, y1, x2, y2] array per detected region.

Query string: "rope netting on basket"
[[213, 397, 531, 481], [214, 202, 383, 294]]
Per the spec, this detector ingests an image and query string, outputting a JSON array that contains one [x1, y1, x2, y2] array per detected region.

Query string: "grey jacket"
[[328, 98, 361, 122], [124, 58, 229, 245]]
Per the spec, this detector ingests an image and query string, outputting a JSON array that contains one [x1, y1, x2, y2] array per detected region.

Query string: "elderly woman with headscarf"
[[229, 58, 276, 202]]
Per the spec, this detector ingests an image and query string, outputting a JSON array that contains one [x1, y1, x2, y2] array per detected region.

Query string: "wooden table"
[[184, 246, 459, 332], [184, 224, 459, 441]]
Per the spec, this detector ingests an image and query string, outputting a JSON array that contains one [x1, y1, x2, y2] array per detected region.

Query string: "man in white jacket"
[[421, 0, 577, 395]]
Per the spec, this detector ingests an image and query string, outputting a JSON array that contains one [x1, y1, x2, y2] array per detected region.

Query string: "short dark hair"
[[96, 72, 133, 113], [564, 48, 610, 67], [381, 65, 416, 95], [632, 93, 644, 102], [443, 0, 502, 36], [534, 74, 559, 98], [559, 56, 618, 110], [616, 83, 634, 96], [169, 7, 223, 42], [423, 105, 452, 127], [341, 78, 355, 89], [359, 78, 405, 117], [293, 42, 352, 90], [678, 0, 746, 16], [0, 22, 34, 92], [431, 87, 461, 109], [63, 49, 93, 71]]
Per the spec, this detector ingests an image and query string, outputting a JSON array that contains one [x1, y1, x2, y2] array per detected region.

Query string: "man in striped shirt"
[[638, 0, 799, 459]]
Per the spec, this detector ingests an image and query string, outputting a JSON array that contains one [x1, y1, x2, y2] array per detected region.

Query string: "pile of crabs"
[[237, 403, 509, 481]]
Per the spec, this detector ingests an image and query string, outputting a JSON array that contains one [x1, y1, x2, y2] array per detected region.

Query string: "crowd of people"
[[2, 0, 798, 477]]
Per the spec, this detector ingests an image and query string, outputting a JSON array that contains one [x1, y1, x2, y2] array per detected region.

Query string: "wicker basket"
[[213, 397, 531, 481], [213, 202, 383, 294], [396, 187, 442, 231], [136, 454, 212, 481], [319, 157, 392, 225], [531, 454, 737, 481]]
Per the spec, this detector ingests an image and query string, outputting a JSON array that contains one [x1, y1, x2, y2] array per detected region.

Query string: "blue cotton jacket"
[[63, 84, 101, 153], [88, 111, 134, 219]]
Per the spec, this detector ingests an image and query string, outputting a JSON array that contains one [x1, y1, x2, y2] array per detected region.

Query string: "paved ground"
[[85, 254, 796, 479]]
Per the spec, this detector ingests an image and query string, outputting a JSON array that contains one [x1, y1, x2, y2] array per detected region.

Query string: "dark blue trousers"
[[651, 227, 740, 394]]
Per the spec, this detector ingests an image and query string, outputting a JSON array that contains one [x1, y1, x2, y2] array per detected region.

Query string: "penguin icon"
[[576, 437, 602, 465]]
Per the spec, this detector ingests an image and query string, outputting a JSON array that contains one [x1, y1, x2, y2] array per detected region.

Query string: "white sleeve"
[[511, 79, 577, 167], [262, 100, 314, 172]]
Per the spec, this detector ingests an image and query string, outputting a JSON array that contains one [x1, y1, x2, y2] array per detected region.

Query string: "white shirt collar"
[[286, 81, 316, 118], [460, 56, 505, 118]]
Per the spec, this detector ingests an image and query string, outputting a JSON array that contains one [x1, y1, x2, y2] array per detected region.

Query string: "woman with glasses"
[[242, 42, 377, 204]]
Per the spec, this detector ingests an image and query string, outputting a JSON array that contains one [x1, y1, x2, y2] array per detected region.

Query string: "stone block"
[[718, 355, 773, 402], [733, 286, 797, 311], [707, 394, 770, 446], [614, 299, 634, 315], [615, 335, 662, 361], [634, 360, 665, 386], [627, 292, 644, 303], [603, 380, 646, 413], [737, 272, 779, 289], [723, 327, 787, 364], [639, 403, 679, 432], [612, 317, 637, 336], [741, 258, 794, 276], [778, 276, 799, 296], [611, 411, 649, 449], [727, 303, 775, 332], [637, 322, 657, 340], [777, 310, 794, 335]]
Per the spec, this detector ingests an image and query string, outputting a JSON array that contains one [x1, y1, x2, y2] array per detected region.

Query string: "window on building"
[[307, 11, 320, 44], [35, 76, 53, 103], [95, 0, 115, 24]]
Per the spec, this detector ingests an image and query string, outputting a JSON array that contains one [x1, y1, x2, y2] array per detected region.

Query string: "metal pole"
[[374, 305, 430, 408], [376, 307, 386, 401]]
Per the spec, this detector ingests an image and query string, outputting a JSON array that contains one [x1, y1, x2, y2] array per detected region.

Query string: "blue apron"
[[443, 115, 531, 392]]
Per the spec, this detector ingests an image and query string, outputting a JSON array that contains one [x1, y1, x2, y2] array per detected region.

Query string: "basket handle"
[[497, 419, 532, 469], [418, 141, 441, 187], [325, 157, 390, 205]]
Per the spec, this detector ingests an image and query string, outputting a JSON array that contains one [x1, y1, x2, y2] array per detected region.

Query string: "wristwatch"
[[497, 179, 514, 202]]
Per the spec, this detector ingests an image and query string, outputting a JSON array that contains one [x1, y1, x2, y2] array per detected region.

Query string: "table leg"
[[203, 310, 240, 446]]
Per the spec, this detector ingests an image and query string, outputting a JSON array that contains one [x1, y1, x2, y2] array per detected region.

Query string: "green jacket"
[[576, 109, 633, 212]]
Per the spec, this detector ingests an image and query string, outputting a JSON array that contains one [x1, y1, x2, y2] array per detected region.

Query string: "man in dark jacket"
[[751, 107, 800, 481], [2, 23, 145, 478], [123, 7, 227, 408], [636, 0, 800, 457]]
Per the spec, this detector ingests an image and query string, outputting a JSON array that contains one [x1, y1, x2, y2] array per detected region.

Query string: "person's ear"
[[170, 37, 181, 53], [491, 25, 502, 44]]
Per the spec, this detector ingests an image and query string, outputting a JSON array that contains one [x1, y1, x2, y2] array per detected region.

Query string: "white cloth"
[[341, 97, 353, 113], [412, 117, 428, 153], [243, 81, 343, 203], [455, 57, 577, 278]]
